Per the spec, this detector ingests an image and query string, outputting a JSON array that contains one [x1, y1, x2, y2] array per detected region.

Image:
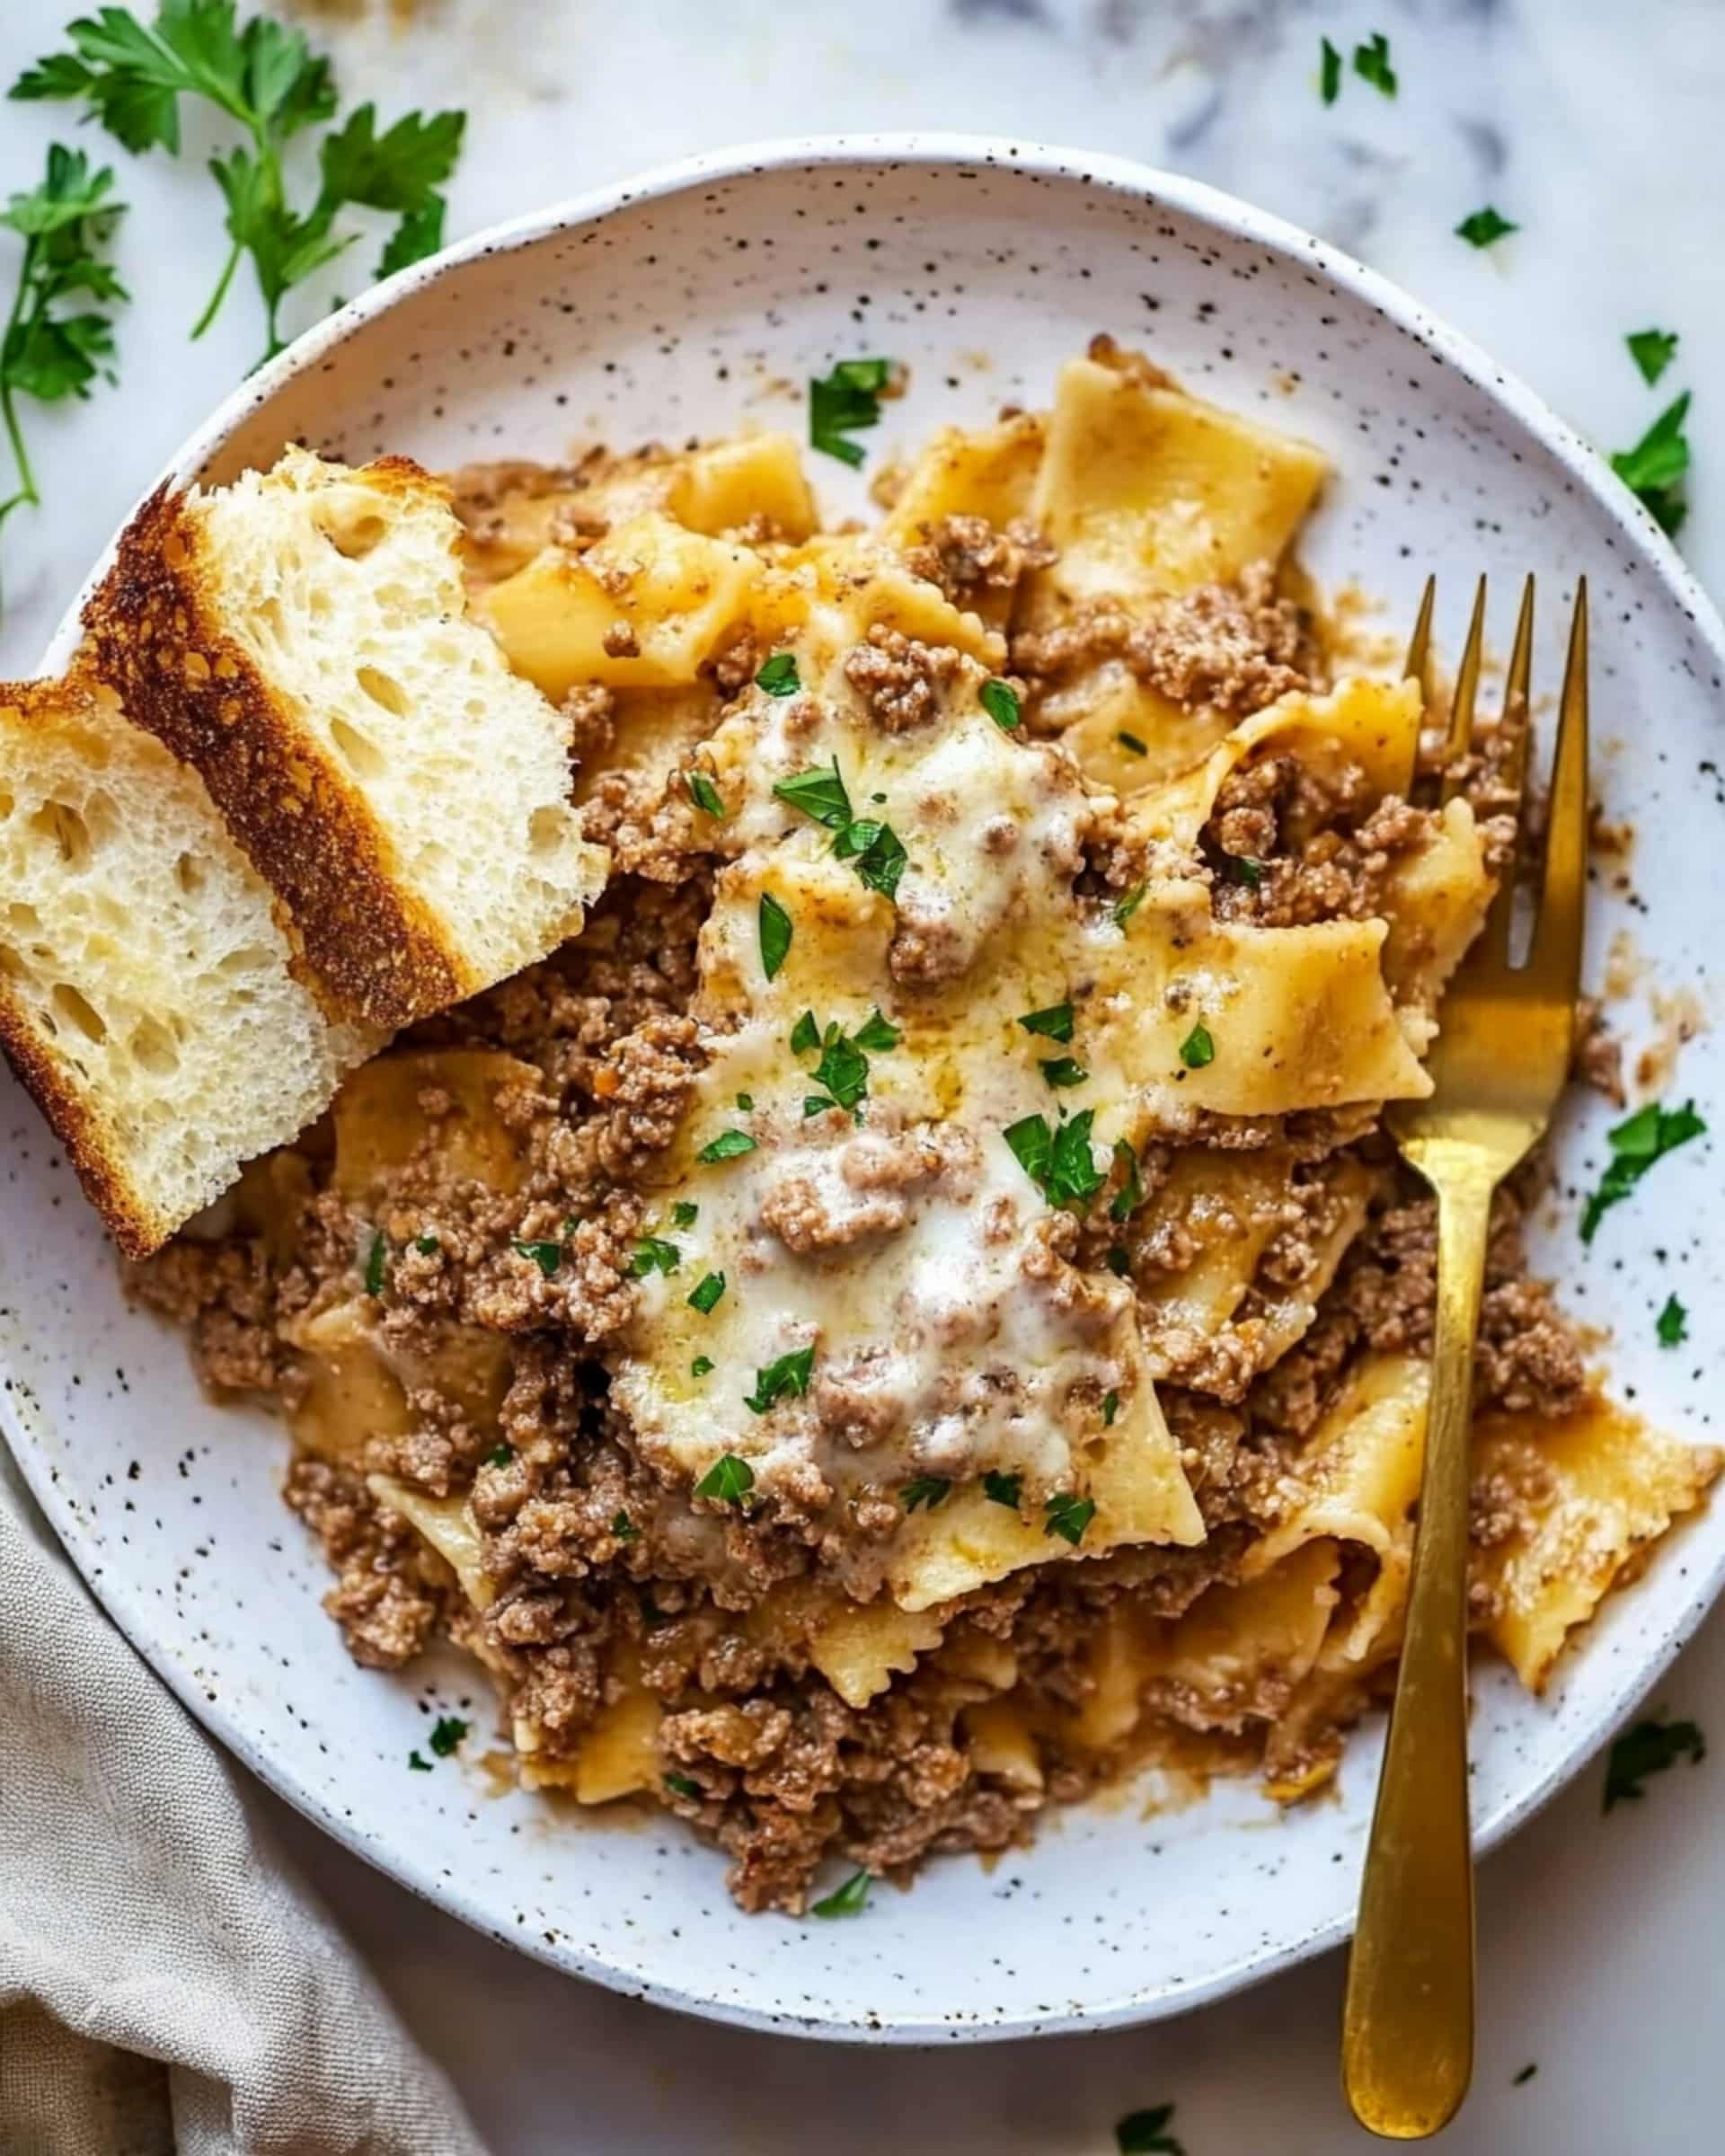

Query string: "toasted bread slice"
[[0, 676, 378, 1257], [84, 446, 606, 1028]]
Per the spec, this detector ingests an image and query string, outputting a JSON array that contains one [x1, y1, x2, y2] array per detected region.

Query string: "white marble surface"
[[3, 1, 1723, 2148]]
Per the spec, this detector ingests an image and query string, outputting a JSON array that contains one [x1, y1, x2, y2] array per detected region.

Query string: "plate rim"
[[9, 129, 1725, 2044]]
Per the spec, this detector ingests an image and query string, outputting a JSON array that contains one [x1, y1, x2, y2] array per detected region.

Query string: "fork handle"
[[1342, 1161, 1494, 2138]]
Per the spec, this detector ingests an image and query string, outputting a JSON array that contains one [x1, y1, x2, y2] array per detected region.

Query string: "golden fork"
[[1340, 575, 1589, 2138]]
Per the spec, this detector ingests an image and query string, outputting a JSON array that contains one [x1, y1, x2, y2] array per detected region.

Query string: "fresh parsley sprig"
[[1611, 391, 1693, 537], [0, 143, 128, 600], [13, 2, 464, 367]]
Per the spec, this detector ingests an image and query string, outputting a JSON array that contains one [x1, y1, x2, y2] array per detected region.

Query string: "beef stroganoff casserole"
[[131, 338, 1718, 1915]]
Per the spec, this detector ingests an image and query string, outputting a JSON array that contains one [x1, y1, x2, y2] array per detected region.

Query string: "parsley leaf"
[[1604, 1716, 1705, 1810], [1105, 1244, 1130, 1277], [512, 1238, 562, 1279], [1226, 853, 1264, 888], [1611, 392, 1693, 536], [1352, 31, 1396, 95], [1109, 1138, 1144, 1223], [690, 1355, 714, 1378], [983, 1470, 1022, 1509], [687, 1271, 726, 1314], [1179, 1022, 1215, 1070], [980, 677, 1021, 731], [1113, 883, 1146, 928], [774, 759, 851, 827], [810, 1868, 872, 1917], [853, 1007, 902, 1052], [1117, 729, 1148, 756], [794, 1008, 898, 1118], [697, 1129, 757, 1163], [1512, 2063, 1538, 2089], [429, 1713, 467, 1756], [694, 1453, 755, 1505], [629, 1234, 681, 1277], [1044, 1491, 1097, 1545], [1319, 36, 1341, 104], [744, 1347, 815, 1416], [1040, 1056, 1088, 1090], [686, 770, 726, 817], [1019, 1001, 1075, 1043], [13, 4, 464, 364], [756, 651, 800, 696], [485, 1444, 513, 1468], [1580, 1098, 1705, 1242], [363, 1229, 386, 1295], [809, 356, 894, 466], [1102, 1390, 1119, 1427], [413, 1233, 439, 1255], [0, 144, 129, 605], [1117, 2106, 1185, 2155], [408, 1748, 432, 1772], [664, 1772, 701, 1799], [790, 1010, 820, 1056], [1657, 1294, 1688, 1348], [610, 1509, 640, 1542], [1004, 1109, 1105, 1208], [1455, 206, 1517, 249], [1627, 328, 1678, 387], [833, 813, 908, 899], [671, 1201, 698, 1229], [758, 890, 792, 981], [901, 1476, 951, 1513]]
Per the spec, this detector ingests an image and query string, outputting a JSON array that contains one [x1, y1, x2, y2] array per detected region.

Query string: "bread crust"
[[83, 478, 464, 1028]]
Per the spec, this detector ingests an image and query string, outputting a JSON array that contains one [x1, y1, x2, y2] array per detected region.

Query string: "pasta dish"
[[137, 339, 1718, 1913]]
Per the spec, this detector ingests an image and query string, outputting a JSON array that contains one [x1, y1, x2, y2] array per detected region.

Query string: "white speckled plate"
[[5, 137, 1724, 2044]]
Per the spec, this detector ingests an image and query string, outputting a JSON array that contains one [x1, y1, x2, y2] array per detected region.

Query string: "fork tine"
[[1438, 576, 1489, 803], [1397, 575, 1437, 797], [1472, 577, 1535, 965], [1525, 579, 1588, 996]]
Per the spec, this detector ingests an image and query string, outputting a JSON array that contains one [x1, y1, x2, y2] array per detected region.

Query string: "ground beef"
[[899, 513, 1055, 608], [128, 1240, 295, 1398], [841, 623, 969, 731], [283, 1456, 446, 1670]]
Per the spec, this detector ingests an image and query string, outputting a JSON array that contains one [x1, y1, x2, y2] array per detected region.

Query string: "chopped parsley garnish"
[[1455, 206, 1517, 249], [1116, 2106, 1184, 2156], [1019, 1001, 1075, 1044], [629, 1234, 681, 1277], [1226, 853, 1264, 888], [1105, 1245, 1130, 1277], [1658, 1294, 1688, 1348], [363, 1230, 386, 1295], [1040, 1056, 1088, 1090], [1627, 329, 1678, 387], [639, 1592, 669, 1630], [1113, 883, 1146, 928], [687, 1271, 726, 1314], [611, 1509, 641, 1542], [690, 1355, 714, 1378], [1319, 35, 1341, 104], [694, 1453, 756, 1505], [1612, 391, 1692, 535], [756, 651, 801, 696], [736, 1091, 754, 1111], [1003, 1109, 1105, 1209], [1580, 1098, 1705, 1242], [744, 1346, 815, 1416], [810, 1867, 872, 1917], [408, 1749, 432, 1772], [671, 1201, 698, 1229], [809, 356, 894, 467], [901, 1476, 951, 1513], [486, 1444, 514, 1467], [1353, 31, 1396, 95], [794, 1008, 899, 1118], [16, 3, 465, 366], [697, 1128, 757, 1164], [1110, 1138, 1144, 1223], [980, 677, 1021, 732], [513, 1238, 562, 1279], [429, 1713, 467, 1757], [1178, 1021, 1215, 1070], [1117, 729, 1148, 756], [1604, 1716, 1705, 1810], [983, 1471, 1022, 1509], [0, 144, 129, 609], [758, 889, 792, 981], [1044, 1492, 1096, 1545], [686, 770, 726, 817], [664, 1772, 701, 1799], [774, 758, 851, 826], [832, 812, 909, 899], [1512, 2063, 1537, 2089], [1102, 1390, 1119, 1427], [413, 1233, 439, 1254]]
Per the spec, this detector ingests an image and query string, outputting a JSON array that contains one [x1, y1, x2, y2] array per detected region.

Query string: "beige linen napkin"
[[0, 1445, 487, 2156]]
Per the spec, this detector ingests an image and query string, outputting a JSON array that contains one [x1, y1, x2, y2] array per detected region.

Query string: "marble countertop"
[[4, 1, 1722, 2148]]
